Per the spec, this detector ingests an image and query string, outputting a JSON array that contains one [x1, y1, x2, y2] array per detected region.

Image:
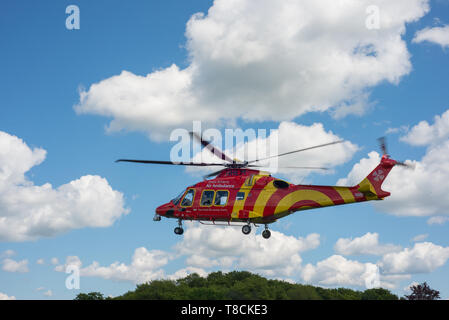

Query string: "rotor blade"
[[248, 164, 329, 170], [115, 159, 226, 167], [396, 161, 415, 169], [247, 140, 345, 165], [190, 132, 235, 163], [378, 137, 387, 155]]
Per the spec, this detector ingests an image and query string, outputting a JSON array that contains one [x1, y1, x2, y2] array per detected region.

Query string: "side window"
[[200, 190, 215, 206], [236, 192, 245, 201], [214, 190, 229, 206], [181, 189, 195, 207]]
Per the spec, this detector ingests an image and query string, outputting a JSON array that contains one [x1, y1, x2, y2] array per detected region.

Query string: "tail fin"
[[356, 155, 397, 200]]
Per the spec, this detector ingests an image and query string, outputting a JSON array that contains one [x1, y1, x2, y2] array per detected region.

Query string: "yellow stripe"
[[231, 176, 262, 219], [274, 190, 333, 214], [334, 187, 356, 204], [358, 178, 379, 200], [252, 181, 277, 216]]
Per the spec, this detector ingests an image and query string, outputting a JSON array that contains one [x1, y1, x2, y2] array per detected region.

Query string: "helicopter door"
[[179, 189, 195, 217]]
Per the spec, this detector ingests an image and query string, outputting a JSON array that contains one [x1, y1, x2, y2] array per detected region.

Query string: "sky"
[[1, 0, 449, 300]]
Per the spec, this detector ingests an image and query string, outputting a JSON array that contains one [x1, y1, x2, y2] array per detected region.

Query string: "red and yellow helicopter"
[[117, 135, 410, 239]]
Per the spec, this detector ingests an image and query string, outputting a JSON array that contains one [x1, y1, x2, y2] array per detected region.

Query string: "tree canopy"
[[74, 271, 401, 300]]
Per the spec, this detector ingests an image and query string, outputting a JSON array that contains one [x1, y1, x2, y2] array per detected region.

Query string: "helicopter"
[[117, 135, 410, 239]]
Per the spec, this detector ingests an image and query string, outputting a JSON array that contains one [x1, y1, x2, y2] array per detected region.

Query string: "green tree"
[[74, 292, 105, 300], [362, 288, 398, 300], [101, 271, 400, 301]]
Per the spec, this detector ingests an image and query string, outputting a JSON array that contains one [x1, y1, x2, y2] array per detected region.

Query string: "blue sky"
[[1, 0, 449, 300]]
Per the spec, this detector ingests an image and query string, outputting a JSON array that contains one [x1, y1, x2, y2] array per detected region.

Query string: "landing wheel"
[[242, 224, 251, 235], [174, 219, 184, 235], [262, 229, 271, 239]]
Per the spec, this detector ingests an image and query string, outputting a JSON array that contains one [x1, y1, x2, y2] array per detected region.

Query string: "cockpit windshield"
[[172, 190, 185, 205]]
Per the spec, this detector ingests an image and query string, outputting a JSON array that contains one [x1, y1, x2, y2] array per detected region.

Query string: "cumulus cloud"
[[56, 248, 171, 284], [413, 25, 449, 48], [301, 255, 382, 288], [334, 232, 401, 256], [0, 250, 15, 258], [302, 237, 449, 289], [54, 226, 449, 291], [400, 109, 449, 146], [411, 234, 428, 242], [380, 242, 449, 274], [175, 223, 320, 277], [427, 216, 449, 225], [55, 223, 320, 284], [0, 292, 16, 300], [0, 131, 129, 242], [75, 0, 429, 140], [1, 258, 29, 273]]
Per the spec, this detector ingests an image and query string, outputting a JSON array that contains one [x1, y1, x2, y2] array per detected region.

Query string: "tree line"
[[74, 271, 440, 300]]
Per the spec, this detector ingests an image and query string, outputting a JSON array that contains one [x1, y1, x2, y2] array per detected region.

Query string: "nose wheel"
[[174, 219, 184, 235]]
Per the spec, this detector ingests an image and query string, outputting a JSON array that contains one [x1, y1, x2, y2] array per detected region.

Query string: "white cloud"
[[334, 232, 401, 256], [400, 109, 449, 146], [1, 258, 29, 273], [0, 131, 129, 242], [337, 151, 381, 186], [380, 242, 449, 274], [0, 292, 16, 300], [56, 248, 171, 284], [301, 255, 382, 288], [413, 25, 449, 48], [411, 234, 428, 242], [36, 258, 45, 265], [0, 250, 15, 258], [53, 225, 449, 291], [403, 281, 419, 293], [43, 290, 53, 297], [302, 239, 449, 289], [167, 267, 209, 280], [427, 216, 449, 225], [75, 0, 429, 140], [55, 223, 320, 283], [54, 255, 82, 272], [175, 223, 320, 278]]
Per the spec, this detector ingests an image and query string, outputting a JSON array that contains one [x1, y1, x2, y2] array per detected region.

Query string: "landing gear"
[[242, 224, 251, 235], [262, 225, 271, 239], [241, 223, 271, 238], [174, 219, 184, 235]]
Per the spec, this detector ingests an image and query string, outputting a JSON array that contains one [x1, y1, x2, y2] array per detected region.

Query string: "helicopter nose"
[[155, 205, 166, 215]]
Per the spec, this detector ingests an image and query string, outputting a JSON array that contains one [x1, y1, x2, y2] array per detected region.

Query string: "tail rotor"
[[377, 136, 414, 169]]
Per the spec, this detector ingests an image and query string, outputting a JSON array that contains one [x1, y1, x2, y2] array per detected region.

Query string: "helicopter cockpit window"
[[200, 190, 215, 206], [236, 192, 245, 201], [172, 190, 185, 205], [181, 189, 195, 207], [214, 190, 229, 206]]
